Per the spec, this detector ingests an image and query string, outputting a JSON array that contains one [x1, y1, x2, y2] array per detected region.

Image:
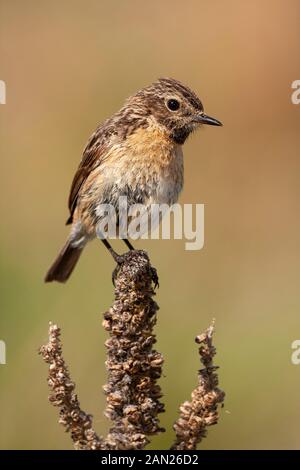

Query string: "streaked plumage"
[[45, 78, 222, 283]]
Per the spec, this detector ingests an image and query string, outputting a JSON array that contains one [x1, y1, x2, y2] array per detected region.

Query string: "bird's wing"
[[66, 123, 114, 225]]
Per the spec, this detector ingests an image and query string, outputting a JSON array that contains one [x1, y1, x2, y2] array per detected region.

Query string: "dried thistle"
[[171, 321, 225, 450], [102, 250, 165, 450], [39, 323, 104, 450]]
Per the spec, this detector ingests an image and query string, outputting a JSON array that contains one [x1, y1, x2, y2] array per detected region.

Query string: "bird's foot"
[[111, 251, 128, 286], [111, 249, 159, 289], [149, 266, 159, 289]]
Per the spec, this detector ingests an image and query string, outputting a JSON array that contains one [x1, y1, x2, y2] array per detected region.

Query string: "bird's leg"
[[123, 238, 135, 250], [101, 238, 132, 286], [101, 238, 124, 264], [101, 238, 134, 261]]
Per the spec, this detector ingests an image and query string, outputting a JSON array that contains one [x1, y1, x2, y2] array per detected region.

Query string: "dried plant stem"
[[102, 250, 165, 449], [40, 251, 224, 450], [171, 321, 225, 450], [39, 250, 164, 450], [39, 323, 104, 450]]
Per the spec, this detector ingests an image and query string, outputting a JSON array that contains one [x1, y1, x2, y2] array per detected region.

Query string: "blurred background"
[[1, 0, 300, 450]]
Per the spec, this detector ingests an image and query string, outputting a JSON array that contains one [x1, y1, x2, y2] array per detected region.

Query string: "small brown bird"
[[45, 78, 222, 283]]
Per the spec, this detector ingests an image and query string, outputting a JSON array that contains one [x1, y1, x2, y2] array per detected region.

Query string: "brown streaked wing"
[[66, 127, 110, 225]]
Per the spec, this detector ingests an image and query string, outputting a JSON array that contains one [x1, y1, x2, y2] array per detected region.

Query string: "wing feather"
[[66, 123, 114, 224]]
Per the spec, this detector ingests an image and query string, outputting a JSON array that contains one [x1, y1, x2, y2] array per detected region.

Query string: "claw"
[[111, 255, 125, 286], [110, 250, 159, 289], [150, 266, 159, 289]]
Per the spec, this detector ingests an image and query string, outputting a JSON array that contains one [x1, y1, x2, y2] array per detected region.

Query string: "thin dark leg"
[[102, 238, 159, 289], [123, 239, 135, 250], [101, 238, 132, 286], [101, 238, 122, 263]]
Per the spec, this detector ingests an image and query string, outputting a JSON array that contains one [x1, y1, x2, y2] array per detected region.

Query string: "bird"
[[45, 77, 222, 283]]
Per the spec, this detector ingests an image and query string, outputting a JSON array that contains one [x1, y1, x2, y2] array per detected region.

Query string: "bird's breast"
[[121, 122, 184, 206], [77, 123, 184, 233], [151, 145, 184, 206]]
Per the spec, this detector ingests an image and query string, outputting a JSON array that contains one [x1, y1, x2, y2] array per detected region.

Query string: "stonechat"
[[45, 78, 222, 283]]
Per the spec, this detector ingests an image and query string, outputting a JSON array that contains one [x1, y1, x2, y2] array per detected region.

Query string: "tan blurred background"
[[1, 0, 300, 450]]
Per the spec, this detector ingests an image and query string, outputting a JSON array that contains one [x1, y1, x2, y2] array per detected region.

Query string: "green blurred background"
[[1, 0, 300, 450]]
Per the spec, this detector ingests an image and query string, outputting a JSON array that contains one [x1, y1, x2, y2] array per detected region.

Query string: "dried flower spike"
[[39, 322, 104, 450], [40, 251, 225, 451], [171, 321, 225, 450], [103, 250, 165, 450]]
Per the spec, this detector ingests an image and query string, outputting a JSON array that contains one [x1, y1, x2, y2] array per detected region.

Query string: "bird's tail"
[[45, 239, 83, 283]]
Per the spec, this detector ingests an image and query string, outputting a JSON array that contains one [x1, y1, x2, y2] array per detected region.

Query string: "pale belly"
[[75, 144, 184, 240]]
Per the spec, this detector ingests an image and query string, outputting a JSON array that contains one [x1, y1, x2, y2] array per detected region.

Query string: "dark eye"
[[167, 99, 180, 111]]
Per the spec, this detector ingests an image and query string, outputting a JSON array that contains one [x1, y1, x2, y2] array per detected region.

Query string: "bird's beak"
[[194, 113, 223, 126]]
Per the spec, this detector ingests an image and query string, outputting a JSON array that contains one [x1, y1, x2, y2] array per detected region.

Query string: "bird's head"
[[126, 77, 222, 145]]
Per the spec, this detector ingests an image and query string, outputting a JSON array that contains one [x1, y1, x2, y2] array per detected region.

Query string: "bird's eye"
[[167, 99, 180, 111]]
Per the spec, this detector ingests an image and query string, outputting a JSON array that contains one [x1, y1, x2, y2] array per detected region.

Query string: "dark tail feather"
[[45, 240, 83, 283]]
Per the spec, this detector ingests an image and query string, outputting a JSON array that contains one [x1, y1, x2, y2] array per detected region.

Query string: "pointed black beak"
[[194, 113, 223, 126]]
